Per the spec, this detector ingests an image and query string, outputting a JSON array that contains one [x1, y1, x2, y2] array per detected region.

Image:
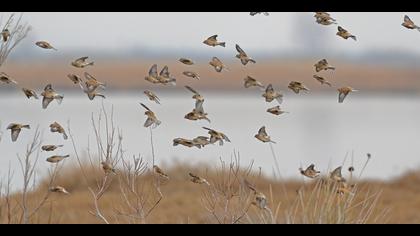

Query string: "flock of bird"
[[0, 13, 419, 206]]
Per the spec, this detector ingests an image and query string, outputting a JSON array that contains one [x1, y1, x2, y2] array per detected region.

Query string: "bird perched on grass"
[[144, 90, 161, 104], [313, 75, 332, 87], [189, 173, 210, 185], [262, 84, 283, 104], [244, 179, 267, 210], [0, 72, 18, 85], [35, 41, 57, 50], [209, 57, 228, 72], [7, 123, 30, 142], [235, 44, 256, 65], [255, 126, 276, 143], [402, 15, 420, 31], [203, 35, 226, 47], [288, 81, 309, 94], [202, 127, 231, 146], [139, 103, 161, 128], [71, 56, 94, 68], [266, 106, 288, 116], [338, 87, 357, 103], [22, 88, 38, 99], [50, 122, 68, 140], [41, 144, 64, 152], [299, 164, 321, 179], [49, 186, 70, 194], [41, 84, 64, 109], [46, 155, 69, 163], [314, 59, 335, 72], [336, 26, 357, 41], [101, 161, 117, 175], [244, 76, 264, 89], [1, 29, 10, 42]]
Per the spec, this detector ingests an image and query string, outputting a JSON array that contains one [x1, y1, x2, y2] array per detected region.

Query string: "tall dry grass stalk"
[[0, 13, 31, 68]]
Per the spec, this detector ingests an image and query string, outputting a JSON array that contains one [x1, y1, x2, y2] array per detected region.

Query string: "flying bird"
[[182, 71, 200, 80], [203, 35, 226, 47], [84, 72, 106, 91], [7, 123, 30, 142], [402, 15, 420, 31], [330, 166, 346, 183], [192, 136, 211, 148], [71, 56, 94, 68], [173, 138, 196, 148], [41, 84, 63, 109], [67, 74, 83, 85], [202, 127, 231, 146], [50, 122, 68, 140], [337, 26, 357, 41], [184, 99, 211, 123], [235, 44, 256, 65], [254, 126, 276, 143], [288, 81, 309, 94], [266, 106, 288, 116], [35, 41, 57, 50], [49, 186, 70, 194], [157, 66, 176, 86], [185, 86, 204, 102], [1, 29, 10, 42], [313, 75, 332, 87], [145, 64, 161, 84], [46, 155, 69, 163], [22, 88, 38, 99], [144, 90, 161, 104], [262, 84, 283, 104], [179, 58, 194, 65], [189, 173, 210, 185], [314, 59, 335, 72], [139, 103, 161, 128], [209, 57, 228, 72], [244, 76, 264, 89], [250, 12, 269, 16], [0, 72, 18, 85], [338, 87, 357, 103], [299, 164, 321, 179], [244, 179, 267, 210], [41, 145, 64, 152]]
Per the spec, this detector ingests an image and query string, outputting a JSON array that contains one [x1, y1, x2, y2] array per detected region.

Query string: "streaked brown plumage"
[[338, 86, 357, 103], [255, 126, 276, 143], [7, 123, 30, 142], [288, 81, 309, 94], [184, 99, 211, 123], [84, 72, 106, 91], [244, 179, 267, 210], [299, 164, 320, 179], [157, 65, 176, 86], [192, 136, 211, 148], [153, 165, 169, 179], [314, 12, 337, 25], [144, 90, 161, 104], [209, 57, 228, 72], [313, 75, 332, 87], [1, 29, 10, 42], [41, 144, 63, 152], [35, 41, 57, 50], [402, 15, 420, 31], [179, 58, 194, 65], [182, 71, 200, 80], [50, 122, 68, 140], [71, 56, 94, 68], [314, 59, 335, 72], [67, 74, 83, 85], [337, 26, 357, 41], [139, 103, 161, 128], [49, 186, 70, 194], [101, 161, 116, 175], [262, 84, 283, 104], [202, 127, 231, 146], [145, 64, 160, 84], [173, 138, 196, 148], [244, 76, 264, 89], [22, 88, 38, 99], [0, 72, 18, 85], [330, 166, 346, 182], [266, 105, 288, 116], [189, 173, 210, 185], [235, 44, 256, 65], [203, 35, 226, 47], [46, 155, 69, 163], [41, 84, 63, 109]]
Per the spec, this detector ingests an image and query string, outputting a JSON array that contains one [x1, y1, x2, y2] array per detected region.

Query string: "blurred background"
[[1, 12, 420, 188]]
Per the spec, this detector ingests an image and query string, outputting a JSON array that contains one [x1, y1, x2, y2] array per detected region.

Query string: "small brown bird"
[[84, 72, 106, 91], [244, 76, 264, 89], [67, 74, 83, 85], [0, 72, 18, 85], [101, 161, 116, 175], [50, 122, 68, 140], [49, 186, 70, 194], [145, 64, 160, 84], [313, 75, 332, 87], [330, 166, 346, 182], [173, 138, 196, 148], [288, 81, 309, 94], [250, 12, 269, 16], [46, 155, 69, 163], [203, 35, 226, 47], [41, 84, 64, 109], [144, 90, 161, 104], [244, 179, 267, 210], [337, 182, 354, 196], [7, 123, 30, 142], [235, 44, 256, 65], [338, 87, 357, 103], [184, 100, 211, 123], [192, 136, 211, 148], [179, 58, 194, 65], [266, 106, 288, 116], [314, 12, 337, 25], [22, 88, 39, 99], [82, 86, 106, 101], [71, 56, 94, 68], [189, 173, 210, 185], [35, 41, 57, 50], [41, 144, 64, 152], [157, 65, 176, 86], [402, 15, 420, 31], [139, 103, 161, 128], [153, 165, 169, 179], [209, 57, 228, 72], [203, 127, 231, 146], [255, 126, 276, 144], [337, 26, 357, 41], [185, 86, 204, 101], [314, 59, 335, 72], [1, 29, 10, 42], [299, 164, 321, 179], [262, 84, 283, 104], [182, 71, 200, 80]]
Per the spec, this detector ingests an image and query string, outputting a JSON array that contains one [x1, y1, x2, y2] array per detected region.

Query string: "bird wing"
[[258, 126, 267, 136], [331, 166, 343, 178], [189, 173, 199, 178], [222, 133, 231, 142], [195, 100, 205, 113], [75, 57, 88, 63], [149, 64, 158, 77], [338, 91, 348, 103], [404, 15, 414, 24], [42, 96, 53, 109], [140, 103, 151, 111], [308, 164, 316, 171], [185, 85, 199, 95], [44, 84, 53, 92], [160, 65, 170, 78], [144, 117, 154, 128], [235, 44, 246, 56], [11, 128, 21, 142], [266, 84, 274, 93], [337, 26, 345, 32], [208, 35, 218, 40], [84, 72, 97, 81]]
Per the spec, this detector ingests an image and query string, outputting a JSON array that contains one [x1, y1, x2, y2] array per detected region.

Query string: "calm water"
[[1, 92, 420, 188]]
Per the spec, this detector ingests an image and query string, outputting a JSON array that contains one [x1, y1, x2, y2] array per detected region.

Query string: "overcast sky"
[[3, 12, 420, 56]]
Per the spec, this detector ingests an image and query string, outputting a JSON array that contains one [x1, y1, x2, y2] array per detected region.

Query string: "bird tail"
[[63, 155, 70, 158], [88, 62, 94, 66], [219, 42, 226, 47], [63, 132, 68, 140], [417, 27, 420, 32], [350, 35, 357, 41], [56, 95, 64, 105], [22, 125, 30, 129], [325, 82, 332, 87], [270, 140, 277, 144], [328, 67, 336, 70]]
